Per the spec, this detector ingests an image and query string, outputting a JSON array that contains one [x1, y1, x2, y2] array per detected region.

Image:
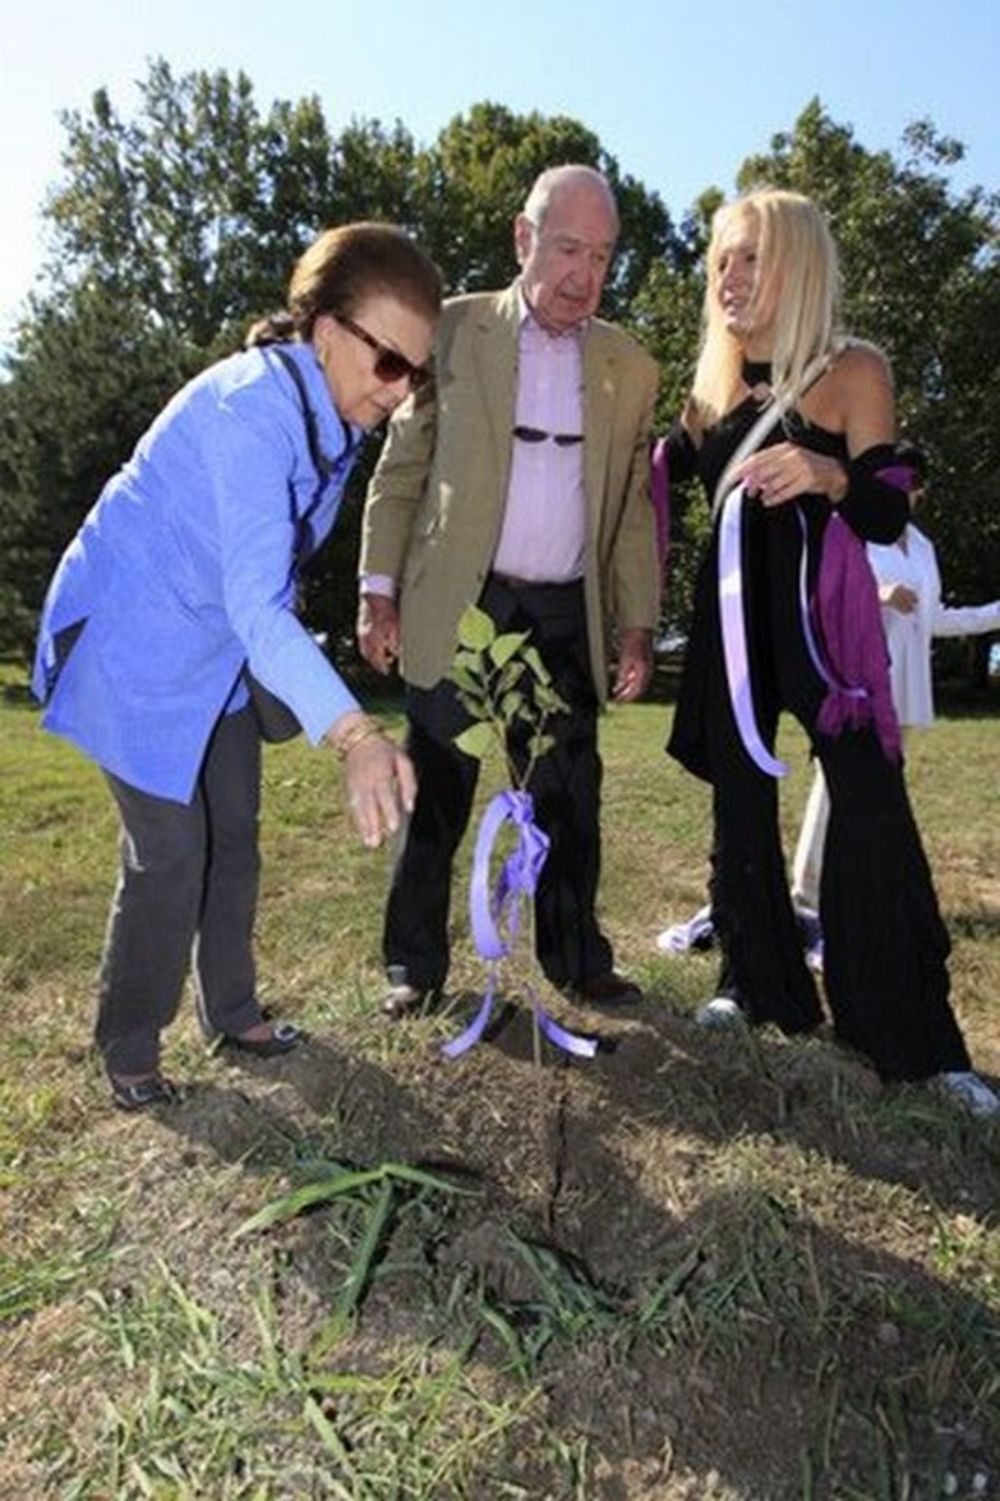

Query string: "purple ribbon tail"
[[536, 1005, 599, 1059], [444, 789, 574, 1060], [797, 509, 833, 687], [718, 485, 788, 778], [651, 436, 670, 578], [440, 981, 498, 1060]]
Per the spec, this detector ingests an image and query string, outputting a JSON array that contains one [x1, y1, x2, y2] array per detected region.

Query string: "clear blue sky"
[[1, 0, 996, 340]]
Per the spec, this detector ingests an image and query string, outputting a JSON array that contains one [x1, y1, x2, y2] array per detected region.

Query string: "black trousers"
[[97, 706, 263, 1074], [384, 575, 613, 991], [701, 527, 970, 1083]]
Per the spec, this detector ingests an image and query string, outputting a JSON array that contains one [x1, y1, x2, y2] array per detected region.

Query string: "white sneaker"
[[804, 938, 824, 975], [695, 997, 746, 1029], [657, 904, 715, 954], [936, 1071, 1000, 1119]]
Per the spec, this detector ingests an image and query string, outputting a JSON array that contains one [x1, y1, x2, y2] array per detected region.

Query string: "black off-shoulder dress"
[[665, 394, 970, 1082]]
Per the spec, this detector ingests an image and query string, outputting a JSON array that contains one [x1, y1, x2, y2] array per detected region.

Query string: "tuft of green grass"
[[37, 1266, 542, 1500]]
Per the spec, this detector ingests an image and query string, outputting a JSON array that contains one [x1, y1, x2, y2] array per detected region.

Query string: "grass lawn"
[[1, 671, 997, 1500]]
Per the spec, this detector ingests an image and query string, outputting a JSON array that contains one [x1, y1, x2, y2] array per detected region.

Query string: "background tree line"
[[1, 61, 997, 682]]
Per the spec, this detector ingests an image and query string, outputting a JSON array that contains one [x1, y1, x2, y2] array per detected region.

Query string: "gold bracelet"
[[333, 717, 384, 761]]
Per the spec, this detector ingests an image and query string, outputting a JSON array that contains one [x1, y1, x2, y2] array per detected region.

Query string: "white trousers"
[[791, 764, 829, 911]]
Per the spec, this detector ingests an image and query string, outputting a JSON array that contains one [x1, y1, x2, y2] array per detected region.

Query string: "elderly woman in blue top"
[[32, 222, 442, 1111]]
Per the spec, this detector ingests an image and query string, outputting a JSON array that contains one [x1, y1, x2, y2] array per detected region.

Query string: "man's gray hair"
[[522, 164, 619, 233]]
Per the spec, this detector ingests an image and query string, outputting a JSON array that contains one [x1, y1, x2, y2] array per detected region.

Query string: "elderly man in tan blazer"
[[358, 164, 660, 1017]]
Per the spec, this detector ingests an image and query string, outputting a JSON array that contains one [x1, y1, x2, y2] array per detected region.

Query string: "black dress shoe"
[[109, 1073, 180, 1111], [220, 1021, 303, 1057], [564, 972, 643, 1007]]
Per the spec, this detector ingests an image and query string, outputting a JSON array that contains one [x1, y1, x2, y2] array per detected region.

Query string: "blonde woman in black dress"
[[662, 188, 996, 1117]]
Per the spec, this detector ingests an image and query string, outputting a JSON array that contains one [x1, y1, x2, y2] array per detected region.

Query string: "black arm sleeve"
[[661, 420, 700, 483], [839, 443, 911, 544]]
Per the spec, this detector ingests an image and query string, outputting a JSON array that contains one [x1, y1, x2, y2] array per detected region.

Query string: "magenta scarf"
[[811, 512, 901, 761]]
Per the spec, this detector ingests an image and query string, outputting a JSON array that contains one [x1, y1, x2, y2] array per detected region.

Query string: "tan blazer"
[[360, 284, 660, 698]]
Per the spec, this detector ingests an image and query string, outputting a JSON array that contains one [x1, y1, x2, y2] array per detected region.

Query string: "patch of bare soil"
[[130, 993, 1000, 1500]]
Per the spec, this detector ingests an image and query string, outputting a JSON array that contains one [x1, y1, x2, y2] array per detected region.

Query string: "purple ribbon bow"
[[441, 790, 598, 1061]]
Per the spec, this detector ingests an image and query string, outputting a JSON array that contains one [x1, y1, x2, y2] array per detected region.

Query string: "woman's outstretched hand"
[[327, 712, 416, 848]]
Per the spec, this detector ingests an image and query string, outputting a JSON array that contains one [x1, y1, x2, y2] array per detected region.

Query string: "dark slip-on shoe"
[[563, 972, 643, 1008], [109, 1073, 180, 1111], [219, 1021, 303, 1057]]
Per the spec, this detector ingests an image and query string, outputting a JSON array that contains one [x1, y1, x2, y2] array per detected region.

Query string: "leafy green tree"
[[632, 103, 1000, 664], [46, 60, 338, 346], [0, 64, 678, 667], [625, 189, 721, 635], [7, 67, 440, 666], [0, 279, 198, 655], [737, 100, 1000, 618], [13, 69, 991, 689]]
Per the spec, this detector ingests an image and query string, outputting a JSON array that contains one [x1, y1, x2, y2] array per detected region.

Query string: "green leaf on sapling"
[[454, 722, 494, 759], [456, 692, 490, 721], [536, 685, 570, 714], [456, 604, 496, 651], [523, 646, 552, 684], [489, 631, 530, 668], [497, 662, 525, 691], [453, 650, 485, 677], [450, 665, 484, 694]]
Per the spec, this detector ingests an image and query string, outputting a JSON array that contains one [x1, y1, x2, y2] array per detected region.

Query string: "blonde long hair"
[[692, 189, 844, 426]]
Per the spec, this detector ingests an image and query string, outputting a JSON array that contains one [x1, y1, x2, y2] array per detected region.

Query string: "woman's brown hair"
[[247, 222, 442, 348]]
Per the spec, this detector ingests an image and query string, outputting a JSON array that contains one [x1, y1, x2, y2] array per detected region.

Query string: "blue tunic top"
[[32, 341, 363, 802]]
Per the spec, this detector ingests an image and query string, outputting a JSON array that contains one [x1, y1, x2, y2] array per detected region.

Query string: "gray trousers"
[[97, 706, 263, 1074]]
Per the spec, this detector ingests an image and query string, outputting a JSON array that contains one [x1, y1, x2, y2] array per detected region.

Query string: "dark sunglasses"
[[513, 424, 584, 447], [335, 314, 431, 390]]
